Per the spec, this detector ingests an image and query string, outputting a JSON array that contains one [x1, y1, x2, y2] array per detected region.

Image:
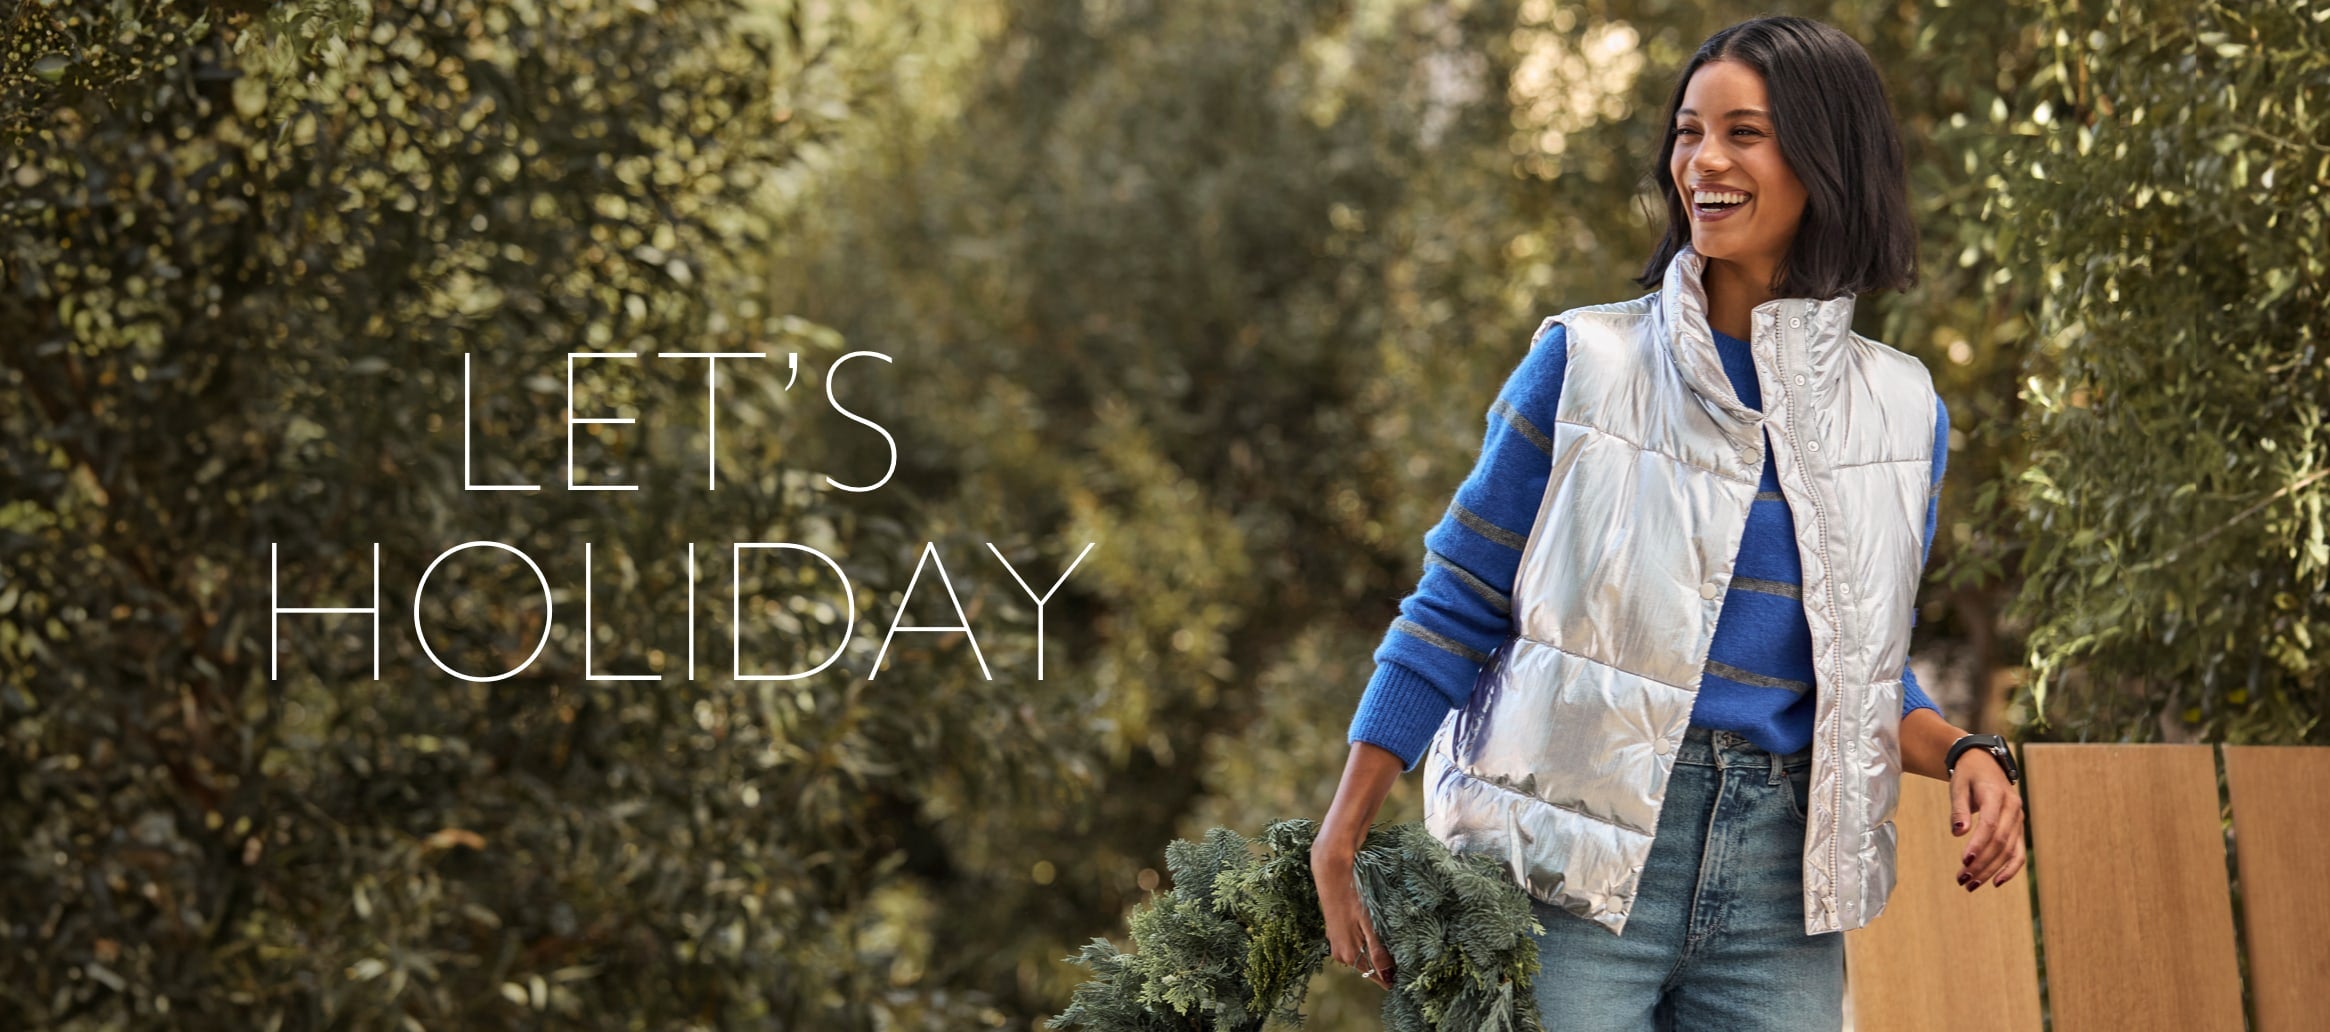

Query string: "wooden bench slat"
[[2222, 745, 2330, 1032], [2023, 743, 2243, 1031], [1845, 770, 2042, 1032]]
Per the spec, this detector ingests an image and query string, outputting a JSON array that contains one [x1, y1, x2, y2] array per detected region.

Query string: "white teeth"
[[1693, 189, 1749, 205]]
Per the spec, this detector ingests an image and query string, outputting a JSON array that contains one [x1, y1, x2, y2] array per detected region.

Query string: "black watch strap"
[[1946, 733, 2019, 783]]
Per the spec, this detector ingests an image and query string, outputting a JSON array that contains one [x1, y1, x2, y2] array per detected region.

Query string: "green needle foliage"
[[1051, 819, 1544, 1032]]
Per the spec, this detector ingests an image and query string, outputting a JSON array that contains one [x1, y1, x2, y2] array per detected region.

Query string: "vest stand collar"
[[1656, 243, 1857, 424]]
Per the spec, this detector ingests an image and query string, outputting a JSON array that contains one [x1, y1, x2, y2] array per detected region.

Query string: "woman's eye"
[[1670, 127, 1697, 138]]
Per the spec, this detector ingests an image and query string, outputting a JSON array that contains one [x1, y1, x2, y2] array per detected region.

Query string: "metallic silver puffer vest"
[[1421, 243, 1938, 937]]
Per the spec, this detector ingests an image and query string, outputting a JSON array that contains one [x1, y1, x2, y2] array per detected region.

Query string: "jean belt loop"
[[1767, 749, 1785, 786]]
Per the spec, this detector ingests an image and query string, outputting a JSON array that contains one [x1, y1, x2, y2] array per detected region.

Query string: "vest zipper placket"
[[1769, 305, 1844, 924]]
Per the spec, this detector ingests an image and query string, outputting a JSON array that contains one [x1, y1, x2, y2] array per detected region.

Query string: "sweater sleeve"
[[1900, 395, 1950, 720], [1347, 320, 1568, 772]]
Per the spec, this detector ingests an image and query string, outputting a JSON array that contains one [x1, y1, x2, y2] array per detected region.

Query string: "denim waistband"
[[1675, 723, 1811, 772]]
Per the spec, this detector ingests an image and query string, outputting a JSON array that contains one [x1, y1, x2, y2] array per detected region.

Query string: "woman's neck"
[[1701, 255, 1779, 342]]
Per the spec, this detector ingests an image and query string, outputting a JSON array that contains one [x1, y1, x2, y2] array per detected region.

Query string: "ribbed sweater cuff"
[[1347, 662, 1456, 773], [1902, 667, 1942, 718]]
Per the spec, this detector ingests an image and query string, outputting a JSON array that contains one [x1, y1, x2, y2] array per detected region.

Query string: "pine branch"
[[1050, 819, 1544, 1032]]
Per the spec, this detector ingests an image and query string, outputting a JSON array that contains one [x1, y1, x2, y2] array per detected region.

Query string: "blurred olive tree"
[[0, 0, 1098, 1027], [1995, 0, 2330, 742]]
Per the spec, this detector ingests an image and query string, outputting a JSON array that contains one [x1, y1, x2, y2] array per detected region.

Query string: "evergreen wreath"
[[1048, 818, 1545, 1032]]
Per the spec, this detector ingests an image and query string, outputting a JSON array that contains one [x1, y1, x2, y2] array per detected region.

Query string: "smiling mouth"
[[1694, 196, 1750, 217]]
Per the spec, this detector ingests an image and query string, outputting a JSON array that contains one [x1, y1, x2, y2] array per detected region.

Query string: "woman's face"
[[1667, 59, 1807, 283]]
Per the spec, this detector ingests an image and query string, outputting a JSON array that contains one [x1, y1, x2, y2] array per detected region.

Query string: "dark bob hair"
[[1633, 15, 1918, 300]]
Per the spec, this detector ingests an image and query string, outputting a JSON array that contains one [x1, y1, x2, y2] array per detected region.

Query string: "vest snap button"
[[1700, 582, 1719, 600], [1790, 317, 1802, 328], [1807, 440, 1821, 453], [1654, 736, 1674, 756], [1795, 373, 1807, 386]]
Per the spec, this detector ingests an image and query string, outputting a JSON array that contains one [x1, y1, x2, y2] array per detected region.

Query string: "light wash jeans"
[[1527, 724, 1845, 1031]]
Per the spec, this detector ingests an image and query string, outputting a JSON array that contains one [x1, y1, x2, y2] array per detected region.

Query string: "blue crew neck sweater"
[[1348, 320, 1948, 772]]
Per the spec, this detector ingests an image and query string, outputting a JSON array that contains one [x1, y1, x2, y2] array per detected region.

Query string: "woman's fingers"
[[2008, 837, 2028, 882], [1981, 786, 2022, 875], [1345, 918, 1392, 987], [1958, 804, 1991, 871], [1981, 796, 2025, 884], [1948, 766, 1975, 841], [1366, 926, 1396, 987], [1346, 919, 1391, 988], [1957, 811, 1994, 886], [1959, 780, 2025, 890], [1990, 835, 2026, 886], [1313, 873, 1393, 986], [1326, 921, 1351, 969], [1313, 855, 1380, 979], [1332, 922, 1363, 970], [1322, 900, 1358, 967]]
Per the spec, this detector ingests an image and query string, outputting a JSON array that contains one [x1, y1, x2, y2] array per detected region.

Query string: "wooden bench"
[[1841, 743, 2330, 1032]]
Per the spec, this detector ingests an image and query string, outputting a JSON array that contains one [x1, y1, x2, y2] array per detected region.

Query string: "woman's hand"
[[1311, 834, 1395, 989], [1902, 708, 2028, 891], [1314, 742, 1406, 989], [1948, 750, 2026, 891]]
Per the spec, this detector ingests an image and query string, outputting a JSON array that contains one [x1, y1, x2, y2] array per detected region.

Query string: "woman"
[[1310, 15, 2026, 1030]]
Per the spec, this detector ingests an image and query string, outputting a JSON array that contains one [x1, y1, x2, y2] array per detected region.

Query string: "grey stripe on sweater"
[[1451, 502, 1529, 550], [1394, 617, 1491, 663], [1491, 398, 1554, 455], [1730, 576, 1801, 600], [1423, 549, 1512, 614], [1706, 658, 1813, 696]]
